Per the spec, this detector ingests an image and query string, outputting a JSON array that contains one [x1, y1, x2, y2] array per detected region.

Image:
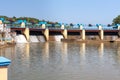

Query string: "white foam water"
[[30, 36, 39, 43], [54, 35, 63, 41], [15, 35, 28, 43], [37, 36, 46, 42]]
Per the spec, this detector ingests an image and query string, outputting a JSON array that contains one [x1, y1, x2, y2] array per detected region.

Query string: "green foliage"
[[0, 15, 8, 20], [113, 15, 120, 25], [0, 15, 70, 28], [16, 17, 39, 24]]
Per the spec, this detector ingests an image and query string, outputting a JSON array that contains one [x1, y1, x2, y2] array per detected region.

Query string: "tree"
[[88, 24, 92, 27], [8, 18, 15, 24], [0, 15, 8, 20], [70, 23, 74, 28], [113, 15, 120, 25], [107, 24, 111, 27]]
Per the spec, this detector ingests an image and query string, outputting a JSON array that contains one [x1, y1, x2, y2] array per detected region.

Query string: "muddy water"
[[1, 42, 120, 80]]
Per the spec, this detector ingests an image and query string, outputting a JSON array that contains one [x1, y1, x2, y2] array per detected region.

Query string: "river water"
[[1, 42, 120, 80]]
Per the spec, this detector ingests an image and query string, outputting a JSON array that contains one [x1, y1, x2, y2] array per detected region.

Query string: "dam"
[[10, 24, 120, 43], [0, 18, 119, 43]]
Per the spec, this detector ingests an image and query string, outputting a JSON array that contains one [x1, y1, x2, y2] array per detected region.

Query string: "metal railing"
[[6, 25, 118, 30]]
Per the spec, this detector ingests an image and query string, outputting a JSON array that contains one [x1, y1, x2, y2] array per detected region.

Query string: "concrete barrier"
[[0, 57, 11, 80]]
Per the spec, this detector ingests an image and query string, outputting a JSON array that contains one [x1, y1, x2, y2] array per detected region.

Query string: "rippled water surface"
[[1, 42, 120, 80]]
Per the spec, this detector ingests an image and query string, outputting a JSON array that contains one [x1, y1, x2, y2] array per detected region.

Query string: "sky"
[[0, 0, 120, 24]]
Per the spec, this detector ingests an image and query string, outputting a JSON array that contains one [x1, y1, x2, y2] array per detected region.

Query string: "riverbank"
[[0, 42, 16, 48]]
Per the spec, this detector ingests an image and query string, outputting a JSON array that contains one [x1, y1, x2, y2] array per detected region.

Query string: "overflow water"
[[54, 35, 63, 41], [30, 36, 39, 43], [15, 35, 28, 43], [1, 42, 120, 80]]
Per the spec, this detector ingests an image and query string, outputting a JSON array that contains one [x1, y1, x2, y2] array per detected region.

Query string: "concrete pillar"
[[117, 25, 120, 37], [79, 25, 83, 30], [98, 25, 104, 40], [79, 24, 84, 40], [81, 30, 85, 40], [117, 25, 120, 30], [0, 57, 11, 80], [62, 29, 67, 39], [42, 24, 46, 29], [21, 22, 25, 28], [118, 31, 120, 37], [44, 29, 49, 41], [98, 25, 102, 30], [23, 28, 30, 41], [61, 24, 64, 29], [100, 30, 104, 40]]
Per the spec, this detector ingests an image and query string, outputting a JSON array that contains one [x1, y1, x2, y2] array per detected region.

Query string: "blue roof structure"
[[117, 24, 120, 26], [102, 25, 114, 30], [17, 20, 27, 24], [13, 20, 27, 25], [0, 18, 5, 22], [83, 25, 98, 30], [59, 23, 64, 26], [0, 57, 11, 66], [39, 22, 47, 25]]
